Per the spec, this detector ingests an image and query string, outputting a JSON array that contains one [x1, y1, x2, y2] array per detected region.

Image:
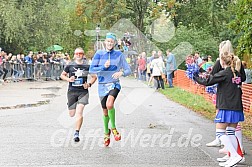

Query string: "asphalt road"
[[0, 78, 251, 167]]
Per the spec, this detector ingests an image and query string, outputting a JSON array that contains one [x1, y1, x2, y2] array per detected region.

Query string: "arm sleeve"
[[194, 72, 226, 86], [24, 57, 28, 63], [166, 56, 172, 63], [63, 64, 70, 73], [89, 52, 107, 74]]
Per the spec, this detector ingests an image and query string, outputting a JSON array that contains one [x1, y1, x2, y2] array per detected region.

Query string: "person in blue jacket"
[[89, 32, 131, 147], [166, 49, 177, 88]]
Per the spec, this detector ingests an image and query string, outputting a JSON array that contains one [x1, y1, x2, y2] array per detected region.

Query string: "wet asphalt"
[[0, 78, 251, 167]]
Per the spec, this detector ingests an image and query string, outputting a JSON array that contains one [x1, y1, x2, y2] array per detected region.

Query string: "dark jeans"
[[0, 68, 8, 80], [26, 64, 32, 79], [139, 70, 146, 81], [0, 69, 3, 78], [167, 71, 174, 87]]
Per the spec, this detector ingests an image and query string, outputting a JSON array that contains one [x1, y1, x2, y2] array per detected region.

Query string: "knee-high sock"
[[216, 128, 226, 139], [227, 126, 243, 157], [225, 127, 240, 157], [235, 124, 243, 152], [216, 129, 228, 154], [108, 108, 116, 129], [215, 129, 222, 141], [103, 115, 109, 134]]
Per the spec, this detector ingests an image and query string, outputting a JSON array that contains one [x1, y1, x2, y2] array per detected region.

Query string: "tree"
[[229, 0, 252, 57], [124, 0, 149, 31], [0, 0, 73, 53]]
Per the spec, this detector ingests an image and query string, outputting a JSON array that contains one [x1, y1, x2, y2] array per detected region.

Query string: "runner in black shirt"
[[60, 47, 97, 142]]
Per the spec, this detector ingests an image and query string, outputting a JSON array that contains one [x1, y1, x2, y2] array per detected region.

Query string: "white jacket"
[[150, 58, 165, 76]]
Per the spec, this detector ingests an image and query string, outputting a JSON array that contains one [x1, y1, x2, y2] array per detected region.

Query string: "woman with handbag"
[[150, 53, 165, 90]]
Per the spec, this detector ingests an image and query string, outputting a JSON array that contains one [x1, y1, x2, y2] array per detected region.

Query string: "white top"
[[150, 58, 165, 76]]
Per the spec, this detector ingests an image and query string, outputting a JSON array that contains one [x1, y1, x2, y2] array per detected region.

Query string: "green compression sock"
[[103, 115, 110, 134], [108, 108, 116, 129]]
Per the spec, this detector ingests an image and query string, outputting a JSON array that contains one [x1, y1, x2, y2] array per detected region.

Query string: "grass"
[[159, 85, 252, 140], [243, 112, 252, 140]]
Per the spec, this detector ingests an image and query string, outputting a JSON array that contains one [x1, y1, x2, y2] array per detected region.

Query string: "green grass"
[[159, 85, 252, 140], [243, 113, 252, 140]]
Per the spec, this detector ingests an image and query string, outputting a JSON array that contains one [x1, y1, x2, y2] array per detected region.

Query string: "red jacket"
[[138, 58, 146, 71]]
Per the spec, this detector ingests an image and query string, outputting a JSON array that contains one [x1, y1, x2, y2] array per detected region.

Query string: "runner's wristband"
[[88, 83, 92, 87]]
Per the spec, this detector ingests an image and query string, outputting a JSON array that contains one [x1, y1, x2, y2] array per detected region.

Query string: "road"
[[0, 78, 251, 167]]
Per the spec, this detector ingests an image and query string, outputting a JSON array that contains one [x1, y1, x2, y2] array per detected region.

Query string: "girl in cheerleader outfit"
[[194, 51, 244, 167], [206, 41, 246, 160]]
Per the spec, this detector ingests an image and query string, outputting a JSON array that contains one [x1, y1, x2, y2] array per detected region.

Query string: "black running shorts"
[[100, 88, 120, 109], [67, 91, 89, 110]]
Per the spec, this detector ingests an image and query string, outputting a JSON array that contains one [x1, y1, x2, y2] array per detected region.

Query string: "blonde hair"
[[242, 61, 247, 69], [220, 52, 241, 78], [219, 40, 241, 74], [233, 55, 241, 72], [219, 40, 234, 57]]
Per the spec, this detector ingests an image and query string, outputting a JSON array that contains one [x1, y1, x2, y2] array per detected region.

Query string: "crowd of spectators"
[[0, 49, 71, 84]]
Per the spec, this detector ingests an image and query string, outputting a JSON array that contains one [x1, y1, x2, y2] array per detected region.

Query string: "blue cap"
[[106, 32, 116, 41]]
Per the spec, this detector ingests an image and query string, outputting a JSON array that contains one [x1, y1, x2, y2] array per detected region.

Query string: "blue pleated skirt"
[[214, 109, 244, 123]]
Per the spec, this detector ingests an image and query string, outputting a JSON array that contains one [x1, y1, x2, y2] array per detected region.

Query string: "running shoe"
[[217, 155, 229, 162], [219, 155, 243, 167], [206, 138, 221, 147], [112, 128, 121, 141], [74, 132, 80, 142], [104, 129, 111, 147]]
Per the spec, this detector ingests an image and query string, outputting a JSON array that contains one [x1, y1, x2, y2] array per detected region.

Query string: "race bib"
[[103, 83, 115, 94], [72, 78, 84, 87]]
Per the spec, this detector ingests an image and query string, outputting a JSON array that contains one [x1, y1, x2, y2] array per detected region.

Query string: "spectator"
[[24, 51, 33, 79], [242, 61, 251, 84], [194, 52, 203, 66], [147, 50, 156, 87], [166, 49, 177, 88], [200, 55, 214, 72], [138, 52, 147, 81], [151, 53, 165, 90]]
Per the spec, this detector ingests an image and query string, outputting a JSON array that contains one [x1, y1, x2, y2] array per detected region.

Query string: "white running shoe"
[[217, 155, 229, 162], [219, 159, 234, 167], [206, 138, 221, 147], [219, 155, 242, 167], [239, 156, 245, 164], [218, 162, 236, 167]]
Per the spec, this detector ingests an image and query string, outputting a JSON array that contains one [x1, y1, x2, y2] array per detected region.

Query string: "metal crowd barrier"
[[0, 61, 65, 82]]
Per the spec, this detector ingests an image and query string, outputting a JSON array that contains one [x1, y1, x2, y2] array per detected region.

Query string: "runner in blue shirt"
[[89, 32, 131, 147]]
